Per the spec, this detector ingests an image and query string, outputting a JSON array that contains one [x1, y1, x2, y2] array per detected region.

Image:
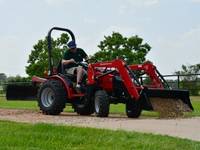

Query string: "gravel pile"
[[150, 98, 191, 118]]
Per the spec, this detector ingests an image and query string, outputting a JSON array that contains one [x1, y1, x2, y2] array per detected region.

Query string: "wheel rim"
[[95, 98, 99, 113], [41, 88, 55, 107]]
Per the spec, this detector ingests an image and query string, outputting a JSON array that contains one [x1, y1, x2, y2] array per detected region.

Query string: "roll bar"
[[47, 27, 76, 75]]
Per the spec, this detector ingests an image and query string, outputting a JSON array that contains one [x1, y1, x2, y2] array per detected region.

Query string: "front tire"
[[74, 97, 94, 115], [38, 80, 66, 115], [126, 99, 142, 118], [94, 90, 109, 117]]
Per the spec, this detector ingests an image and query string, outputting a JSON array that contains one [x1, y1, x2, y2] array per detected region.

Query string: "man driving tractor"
[[62, 40, 88, 92]]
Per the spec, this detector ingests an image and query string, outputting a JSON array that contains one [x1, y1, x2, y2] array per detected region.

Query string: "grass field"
[[0, 120, 199, 150], [0, 96, 199, 117], [0, 97, 200, 149]]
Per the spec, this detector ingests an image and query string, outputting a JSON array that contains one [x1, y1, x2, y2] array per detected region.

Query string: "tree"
[[0, 73, 7, 94], [175, 64, 200, 95], [90, 32, 151, 64], [0, 73, 7, 83], [175, 64, 200, 80], [26, 33, 69, 77], [7, 75, 30, 83]]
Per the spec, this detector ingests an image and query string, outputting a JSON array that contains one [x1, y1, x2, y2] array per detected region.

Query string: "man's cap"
[[67, 40, 76, 49]]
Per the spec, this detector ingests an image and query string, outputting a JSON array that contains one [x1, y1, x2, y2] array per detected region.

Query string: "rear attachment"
[[143, 89, 193, 118], [6, 83, 38, 100]]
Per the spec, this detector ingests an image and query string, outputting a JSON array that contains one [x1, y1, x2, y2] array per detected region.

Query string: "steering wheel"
[[76, 61, 88, 70], [57, 60, 89, 75]]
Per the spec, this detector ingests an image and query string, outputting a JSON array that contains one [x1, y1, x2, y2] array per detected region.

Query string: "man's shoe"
[[76, 84, 81, 93]]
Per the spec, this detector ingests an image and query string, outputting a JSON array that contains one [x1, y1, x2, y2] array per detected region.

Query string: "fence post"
[[177, 75, 180, 88]]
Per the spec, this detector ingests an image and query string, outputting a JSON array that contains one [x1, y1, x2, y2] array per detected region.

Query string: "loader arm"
[[129, 62, 164, 88], [87, 59, 142, 100]]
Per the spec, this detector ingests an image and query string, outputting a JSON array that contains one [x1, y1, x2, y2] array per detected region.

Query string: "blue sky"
[[0, 0, 199, 76]]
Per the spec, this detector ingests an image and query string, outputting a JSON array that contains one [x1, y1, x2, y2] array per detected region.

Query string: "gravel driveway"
[[0, 108, 200, 141]]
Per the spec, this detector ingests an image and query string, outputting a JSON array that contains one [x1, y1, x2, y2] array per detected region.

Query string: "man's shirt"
[[63, 48, 87, 68]]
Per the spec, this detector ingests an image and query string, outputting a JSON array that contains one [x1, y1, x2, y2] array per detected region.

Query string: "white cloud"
[[44, 0, 73, 6], [190, 0, 200, 3], [143, 0, 160, 6], [0, 35, 28, 76], [163, 26, 200, 50], [183, 26, 200, 39], [77, 25, 140, 56], [0, 32, 40, 76], [0, 0, 4, 4], [117, 0, 160, 16], [147, 26, 200, 74], [83, 18, 97, 24], [119, 5, 127, 15], [126, 0, 160, 7], [100, 25, 139, 37]]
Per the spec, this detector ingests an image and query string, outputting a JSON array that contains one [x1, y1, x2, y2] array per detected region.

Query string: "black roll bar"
[[47, 27, 75, 75]]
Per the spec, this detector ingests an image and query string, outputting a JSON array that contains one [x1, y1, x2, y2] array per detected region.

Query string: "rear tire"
[[38, 80, 66, 115], [94, 90, 109, 117], [126, 99, 142, 118]]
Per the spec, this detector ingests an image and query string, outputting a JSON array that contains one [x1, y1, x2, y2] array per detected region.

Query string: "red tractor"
[[6, 27, 193, 118]]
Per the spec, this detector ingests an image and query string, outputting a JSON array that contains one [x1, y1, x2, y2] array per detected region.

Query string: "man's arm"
[[63, 50, 76, 65], [62, 59, 76, 65]]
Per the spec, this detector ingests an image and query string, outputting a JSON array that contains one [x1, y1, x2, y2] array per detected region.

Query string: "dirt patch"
[[0, 108, 200, 141], [150, 98, 191, 118], [0, 109, 34, 116]]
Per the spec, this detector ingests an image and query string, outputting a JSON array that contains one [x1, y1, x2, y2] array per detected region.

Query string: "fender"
[[32, 76, 47, 84], [49, 75, 73, 99]]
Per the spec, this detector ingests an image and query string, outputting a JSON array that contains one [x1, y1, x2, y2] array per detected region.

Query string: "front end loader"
[[86, 59, 193, 118], [129, 61, 193, 117]]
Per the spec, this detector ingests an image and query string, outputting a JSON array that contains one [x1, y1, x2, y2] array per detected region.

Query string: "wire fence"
[[140, 74, 200, 96], [1, 75, 199, 116], [165, 74, 200, 96]]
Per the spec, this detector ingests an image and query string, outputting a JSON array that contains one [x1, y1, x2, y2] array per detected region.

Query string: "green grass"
[[187, 96, 200, 116], [0, 98, 38, 110], [0, 96, 200, 117], [0, 120, 199, 150], [0, 97, 159, 117]]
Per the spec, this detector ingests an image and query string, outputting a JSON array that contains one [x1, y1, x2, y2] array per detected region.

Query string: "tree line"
[[26, 32, 151, 77]]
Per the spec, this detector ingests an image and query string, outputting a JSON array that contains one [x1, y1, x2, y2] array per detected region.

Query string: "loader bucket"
[[6, 84, 38, 100], [142, 88, 193, 118]]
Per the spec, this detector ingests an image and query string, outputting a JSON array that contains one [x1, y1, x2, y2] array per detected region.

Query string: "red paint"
[[87, 59, 141, 100], [129, 62, 164, 89], [32, 60, 165, 102]]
